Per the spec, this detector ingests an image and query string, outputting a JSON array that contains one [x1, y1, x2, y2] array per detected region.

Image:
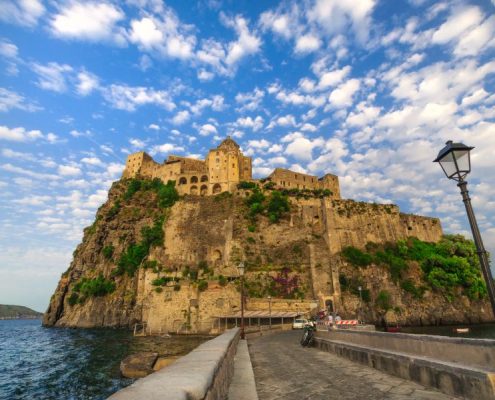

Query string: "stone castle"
[[122, 137, 341, 198]]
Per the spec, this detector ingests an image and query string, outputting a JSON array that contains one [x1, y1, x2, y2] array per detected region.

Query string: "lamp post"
[[238, 262, 245, 339], [434, 141, 495, 318], [358, 286, 363, 323], [268, 296, 272, 330]]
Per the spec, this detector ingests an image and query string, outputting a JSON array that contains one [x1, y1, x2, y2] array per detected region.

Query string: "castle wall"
[[269, 168, 341, 198], [322, 199, 443, 255]]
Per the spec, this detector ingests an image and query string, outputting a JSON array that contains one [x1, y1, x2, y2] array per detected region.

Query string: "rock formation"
[[43, 174, 492, 330]]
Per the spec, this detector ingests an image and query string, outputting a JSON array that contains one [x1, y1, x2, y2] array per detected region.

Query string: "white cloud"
[[318, 66, 351, 89], [76, 71, 99, 96], [81, 157, 103, 167], [129, 138, 146, 149], [198, 123, 218, 136], [0, 39, 18, 58], [128, 12, 195, 59], [102, 84, 176, 111], [129, 17, 163, 48], [285, 136, 324, 161], [271, 114, 297, 128], [306, 0, 377, 43], [223, 14, 261, 67], [431, 6, 483, 45], [0, 0, 45, 27], [295, 34, 321, 54], [0, 126, 45, 142], [31, 62, 73, 93], [1, 163, 60, 180], [0, 88, 40, 112], [58, 165, 82, 176], [235, 88, 264, 112], [197, 69, 214, 81], [461, 88, 489, 107], [50, 1, 126, 44], [236, 116, 264, 132], [328, 78, 360, 108], [149, 143, 185, 156], [172, 110, 190, 125], [148, 124, 160, 130]]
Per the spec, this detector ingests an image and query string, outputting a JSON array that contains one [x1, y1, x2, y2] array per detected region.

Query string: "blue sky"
[[1, 0, 494, 312]]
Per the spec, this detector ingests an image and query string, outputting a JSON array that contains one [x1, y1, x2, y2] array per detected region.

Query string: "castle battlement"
[[122, 137, 341, 198]]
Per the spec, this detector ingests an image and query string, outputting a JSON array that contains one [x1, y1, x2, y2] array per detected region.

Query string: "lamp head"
[[237, 261, 245, 276], [434, 140, 474, 182]]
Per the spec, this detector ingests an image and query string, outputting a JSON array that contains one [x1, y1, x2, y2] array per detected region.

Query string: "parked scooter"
[[300, 321, 316, 347]]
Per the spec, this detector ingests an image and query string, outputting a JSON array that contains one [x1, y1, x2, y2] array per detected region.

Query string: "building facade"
[[122, 137, 340, 198]]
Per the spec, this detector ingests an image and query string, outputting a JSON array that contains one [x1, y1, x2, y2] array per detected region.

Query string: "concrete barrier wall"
[[315, 330, 495, 399], [109, 328, 240, 400], [317, 329, 495, 370]]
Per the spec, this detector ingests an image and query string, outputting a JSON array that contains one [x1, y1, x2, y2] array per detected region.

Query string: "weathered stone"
[[120, 352, 158, 379], [153, 356, 180, 371]]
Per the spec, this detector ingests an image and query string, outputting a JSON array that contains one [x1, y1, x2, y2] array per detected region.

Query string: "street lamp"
[[434, 140, 495, 318], [267, 296, 272, 330], [357, 286, 363, 323], [237, 262, 245, 339]]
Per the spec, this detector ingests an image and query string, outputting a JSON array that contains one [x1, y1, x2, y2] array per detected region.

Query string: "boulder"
[[120, 352, 158, 379]]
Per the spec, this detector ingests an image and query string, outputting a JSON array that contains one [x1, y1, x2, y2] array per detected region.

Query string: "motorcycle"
[[300, 322, 316, 347]]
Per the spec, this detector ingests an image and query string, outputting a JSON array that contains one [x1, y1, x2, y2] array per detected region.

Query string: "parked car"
[[292, 318, 309, 329]]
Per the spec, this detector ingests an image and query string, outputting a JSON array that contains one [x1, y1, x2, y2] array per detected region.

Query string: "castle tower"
[[205, 136, 252, 194]]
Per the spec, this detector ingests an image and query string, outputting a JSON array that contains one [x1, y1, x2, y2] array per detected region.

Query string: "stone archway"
[[179, 177, 187, 185], [212, 249, 222, 263], [212, 183, 222, 194], [191, 176, 198, 184], [190, 185, 198, 195], [201, 175, 208, 182], [200, 185, 208, 196]]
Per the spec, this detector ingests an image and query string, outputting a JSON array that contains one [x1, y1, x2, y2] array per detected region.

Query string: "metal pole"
[[358, 287, 363, 323], [240, 274, 245, 339], [268, 297, 272, 330], [458, 180, 495, 318]]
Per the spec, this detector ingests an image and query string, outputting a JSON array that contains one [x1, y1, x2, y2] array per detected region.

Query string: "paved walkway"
[[248, 330, 459, 400]]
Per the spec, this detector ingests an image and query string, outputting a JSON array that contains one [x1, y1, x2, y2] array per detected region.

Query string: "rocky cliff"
[[43, 179, 493, 330]]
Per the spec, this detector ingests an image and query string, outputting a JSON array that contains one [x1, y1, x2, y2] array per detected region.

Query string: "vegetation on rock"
[[69, 274, 116, 305], [341, 235, 487, 301]]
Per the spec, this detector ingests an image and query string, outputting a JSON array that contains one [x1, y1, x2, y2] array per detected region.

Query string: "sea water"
[[0, 319, 209, 400]]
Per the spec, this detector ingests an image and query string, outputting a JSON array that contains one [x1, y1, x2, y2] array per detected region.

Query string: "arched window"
[[190, 176, 198, 183], [212, 183, 222, 194], [179, 177, 187, 185], [200, 175, 208, 182], [200, 185, 208, 196], [190, 185, 198, 195]]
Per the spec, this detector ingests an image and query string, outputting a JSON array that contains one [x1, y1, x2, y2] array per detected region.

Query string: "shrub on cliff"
[[267, 191, 289, 222], [342, 247, 373, 267], [238, 181, 257, 190], [102, 245, 114, 260], [375, 290, 392, 311], [70, 274, 116, 304], [123, 178, 178, 209]]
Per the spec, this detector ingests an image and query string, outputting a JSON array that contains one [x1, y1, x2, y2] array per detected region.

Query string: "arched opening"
[[190, 176, 198, 183], [213, 183, 222, 194], [212, 249, 222, 262], [190, 185, 198, 195], [200, 175, 208, 182], [200, 185, 208, 196], [179, 177, 187, 185]]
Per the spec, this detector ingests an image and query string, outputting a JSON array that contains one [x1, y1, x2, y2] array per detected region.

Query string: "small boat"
[[454, 328, 470, 334]]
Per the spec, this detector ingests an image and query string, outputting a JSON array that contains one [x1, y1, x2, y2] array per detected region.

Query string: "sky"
[[0, 0, 494, 312]]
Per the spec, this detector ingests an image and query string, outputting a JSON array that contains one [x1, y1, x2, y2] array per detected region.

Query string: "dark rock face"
[[120, 352, 158, 378]]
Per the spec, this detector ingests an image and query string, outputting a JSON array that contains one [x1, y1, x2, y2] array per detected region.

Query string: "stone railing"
[[315, 329, 495, 399], [108, 328, 240, 400]]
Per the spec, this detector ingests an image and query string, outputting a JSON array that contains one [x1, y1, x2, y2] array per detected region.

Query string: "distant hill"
[[0, 305, 43, 319]]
